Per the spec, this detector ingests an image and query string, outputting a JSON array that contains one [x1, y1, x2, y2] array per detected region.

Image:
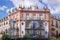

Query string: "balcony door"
[[26, 21, 45, 38]]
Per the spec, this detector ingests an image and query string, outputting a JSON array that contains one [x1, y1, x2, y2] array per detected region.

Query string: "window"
[[56, 31, 58, 36], [22, 31, 23, 34], [11, 26, 15, 30], [32, 14, 36, 20], [22, 13, 23, 18], [45, 23, 47, 26], [6, 22, 8, 25], [45, 14, 46, 19], [58, 21, 59, 27], [39, 16, 41, 20], [6, 29, 7, 33], [54, 20, 56, 26], [22, 22, 24, 25], [43, 14, 46, 19], [32, 16, 36, 20], [4, 22, 5, 25], [56, 21, 58, 27], [2, 23, 3, 26], [26, 15, 29, 20], [51, 20, 54, 26], [25, 14, 29, 20], [29, 21, 39, 29], [33, 22, 36, 28], [13, 23, 18, 30], [45, 31, 47, 34], [39, 16, 43, 20], [23, 13, 26, 19], [51, 28, 55, 36]]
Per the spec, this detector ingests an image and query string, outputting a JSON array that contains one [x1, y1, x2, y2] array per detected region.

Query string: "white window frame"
[[32, 16, 36, 20], [26, 15, 29, 20], [39, 16, 43, 20]]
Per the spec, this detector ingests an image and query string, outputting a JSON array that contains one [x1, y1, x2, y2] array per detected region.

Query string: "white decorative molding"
[[42, 14, 44, 19], [21, 21, 25, 37], [43, 22, 48, 38]]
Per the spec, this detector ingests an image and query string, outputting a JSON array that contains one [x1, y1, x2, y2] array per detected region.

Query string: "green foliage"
[[51, 37, 57, 40], [51, 37, 60, 40], [1, 33, 11, 40], [57, 38, 60, 40], [22, 34, 30, 40]]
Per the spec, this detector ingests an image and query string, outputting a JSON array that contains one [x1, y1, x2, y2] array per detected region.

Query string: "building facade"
[[0, 6, 60, 39], [50, 16, 60, 37]]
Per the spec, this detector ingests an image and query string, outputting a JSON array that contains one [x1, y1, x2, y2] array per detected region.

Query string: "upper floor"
[[50, 16, 60, 28]]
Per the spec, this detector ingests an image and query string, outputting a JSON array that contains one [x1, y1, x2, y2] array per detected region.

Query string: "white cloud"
[[0, 6, 8, 11], [10, 0, 60, 14], [10, 0, 44, 9], [42, 0, 60, 14]]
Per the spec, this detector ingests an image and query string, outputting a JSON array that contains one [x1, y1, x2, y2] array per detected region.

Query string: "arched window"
[[33, 22, 37, 28], [51, 28, 55, 36], [29, 21, 39, 29], [6, 29, 8, 33]]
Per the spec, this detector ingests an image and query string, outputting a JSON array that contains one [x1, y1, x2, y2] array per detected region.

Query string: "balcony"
[[51, 24, 54, 26], [10, 34, 19, 39], [51, 33, 56, 36], [25, 28, 44, 30], [30, 34, 45, 38], [25, 30, 45, 38], [13, 18, 18, 22], [25, 26, 44, 30], [55, 25, 58, 28]]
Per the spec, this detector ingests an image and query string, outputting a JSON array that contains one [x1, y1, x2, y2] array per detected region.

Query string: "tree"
[[1, 33, 11, 40], [57, 38, 60, 40], [51, 37, 57, 40], [22, 34, 30, 40]]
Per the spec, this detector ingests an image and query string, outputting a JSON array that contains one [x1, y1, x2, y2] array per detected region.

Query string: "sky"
[[0, 0, 60, 19]]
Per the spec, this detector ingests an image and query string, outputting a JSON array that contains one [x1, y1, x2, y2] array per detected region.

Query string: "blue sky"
[[0, 0, 14, 19], [0, 0, 60, 19]]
